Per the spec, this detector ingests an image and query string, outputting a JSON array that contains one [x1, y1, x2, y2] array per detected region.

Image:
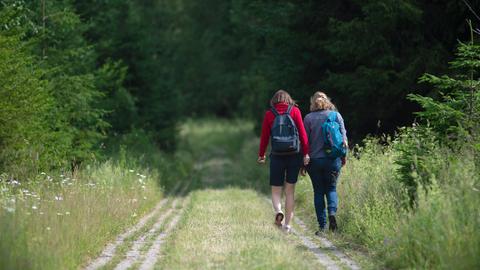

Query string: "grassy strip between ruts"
[[155, 188, 321, 270]]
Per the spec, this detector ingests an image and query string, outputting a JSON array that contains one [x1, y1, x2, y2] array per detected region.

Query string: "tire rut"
[[112, 185, 189, 270], [84, 183, 181, 270], [137, 195, 190, 270], [294, 217, 361, 270]]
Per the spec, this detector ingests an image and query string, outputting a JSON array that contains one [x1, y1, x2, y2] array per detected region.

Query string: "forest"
[[1, 0, 479, 269], [2, 0, 480, 173]]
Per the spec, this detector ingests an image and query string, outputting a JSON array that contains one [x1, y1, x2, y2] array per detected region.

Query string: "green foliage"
[[397, 38, 480, 204], [0, 31, 54, 174], [74, 0, 181, 151], [409, 41, 480, 144], [95, 60, 137, 133], [384, 151, 480, 269], [147, 0, 479, 141], [393, 125, 440, 205], [328, 138, 405, 249], [0, 158, 163, 270]]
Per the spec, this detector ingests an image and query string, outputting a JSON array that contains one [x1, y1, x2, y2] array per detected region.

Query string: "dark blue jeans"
[[306, 157, 342, 229]]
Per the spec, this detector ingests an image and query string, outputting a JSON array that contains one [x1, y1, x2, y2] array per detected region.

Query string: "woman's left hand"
[[303, 154, 310, 166], [341, 156, 347, 167]]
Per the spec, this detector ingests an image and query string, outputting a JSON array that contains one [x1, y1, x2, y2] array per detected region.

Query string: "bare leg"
[[284, 182, 295, 226], [271, 186, 283, 214]]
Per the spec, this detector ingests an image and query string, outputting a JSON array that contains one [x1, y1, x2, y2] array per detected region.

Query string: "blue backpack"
[[322, 111, 347, 158], [270, 105, 300, 155]]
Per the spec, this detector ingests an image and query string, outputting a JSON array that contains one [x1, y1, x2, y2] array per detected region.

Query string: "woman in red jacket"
[[257, 90, 310, 232]]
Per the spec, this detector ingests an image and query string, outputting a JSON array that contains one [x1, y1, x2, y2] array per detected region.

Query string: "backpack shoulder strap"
[[286, 105, 293, 114], [270, 106, 280, 117], [327, 110, 337, 122]]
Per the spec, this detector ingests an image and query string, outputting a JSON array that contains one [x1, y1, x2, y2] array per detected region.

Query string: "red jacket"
[[258, 103, 309, 157]]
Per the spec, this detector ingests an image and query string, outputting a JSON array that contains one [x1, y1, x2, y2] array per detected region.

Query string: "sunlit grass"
[[0, 161, 162, 270], [195, 119, 479, 269], [156, 188, 320, 270]]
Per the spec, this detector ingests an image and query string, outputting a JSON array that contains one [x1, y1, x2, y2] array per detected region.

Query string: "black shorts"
[[269, 153, 303, 186]]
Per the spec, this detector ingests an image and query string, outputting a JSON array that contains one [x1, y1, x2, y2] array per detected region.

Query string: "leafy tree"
[[409, 38, 480, 146], [0, 6, 54, 173], [396, 26, 480, 205]]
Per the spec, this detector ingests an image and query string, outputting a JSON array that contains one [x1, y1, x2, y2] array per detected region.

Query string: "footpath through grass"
[[154, 119, 321, 269], [157, 188, 319, 270], [169, 119, 478, 269]]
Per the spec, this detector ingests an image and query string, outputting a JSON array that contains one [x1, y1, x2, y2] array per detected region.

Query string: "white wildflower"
[[4, 207, 15, 213], [57, 212, 63, 216], [129, 169, 134, 173], [132, 212, 137, 217], [60, 174, 65, 178], [40, 172, 46, 175], [10, 180, 20, 186], [32, 205, 38, 210], [54, 195, 63, 201], [46, 227, 51, 231], [140, 174, 146, 179], [143, 196, 147, 200], [40, 211, 44, 215], [65, 211, 70, 215]]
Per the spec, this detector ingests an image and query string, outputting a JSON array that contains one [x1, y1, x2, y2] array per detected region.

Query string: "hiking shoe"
[[282, 224, 292, 233], [329, 215, 337, 232], [275, 211, 284, 227], [315, 227, 327, 236]]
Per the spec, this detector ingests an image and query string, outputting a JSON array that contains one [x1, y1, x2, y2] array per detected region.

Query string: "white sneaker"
[[282, 224, 292, 233]]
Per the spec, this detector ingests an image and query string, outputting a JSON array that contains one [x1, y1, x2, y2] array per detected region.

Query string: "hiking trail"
[[85, 123, 363, 269]]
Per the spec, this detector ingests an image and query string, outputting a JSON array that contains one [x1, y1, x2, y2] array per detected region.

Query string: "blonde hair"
[[310, 91, 336, 111], [270, 90, 295, 107]]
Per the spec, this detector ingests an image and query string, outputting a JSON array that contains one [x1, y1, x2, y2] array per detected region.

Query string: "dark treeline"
[[1, 0, 479, 173], [172, 0, 480, 139]]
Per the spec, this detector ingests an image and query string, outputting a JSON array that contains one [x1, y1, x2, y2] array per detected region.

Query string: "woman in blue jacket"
[[304, 91, 348, 234]]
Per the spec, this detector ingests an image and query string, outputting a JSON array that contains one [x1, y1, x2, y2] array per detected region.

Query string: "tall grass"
[[383, 151, 480, 269], [295, 138, 480, 269], [0, 130, 191, 269], [0, 161, 161, 269]]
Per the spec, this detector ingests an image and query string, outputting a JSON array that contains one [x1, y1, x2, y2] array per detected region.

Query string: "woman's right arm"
[[258, 111, 271, 161]]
